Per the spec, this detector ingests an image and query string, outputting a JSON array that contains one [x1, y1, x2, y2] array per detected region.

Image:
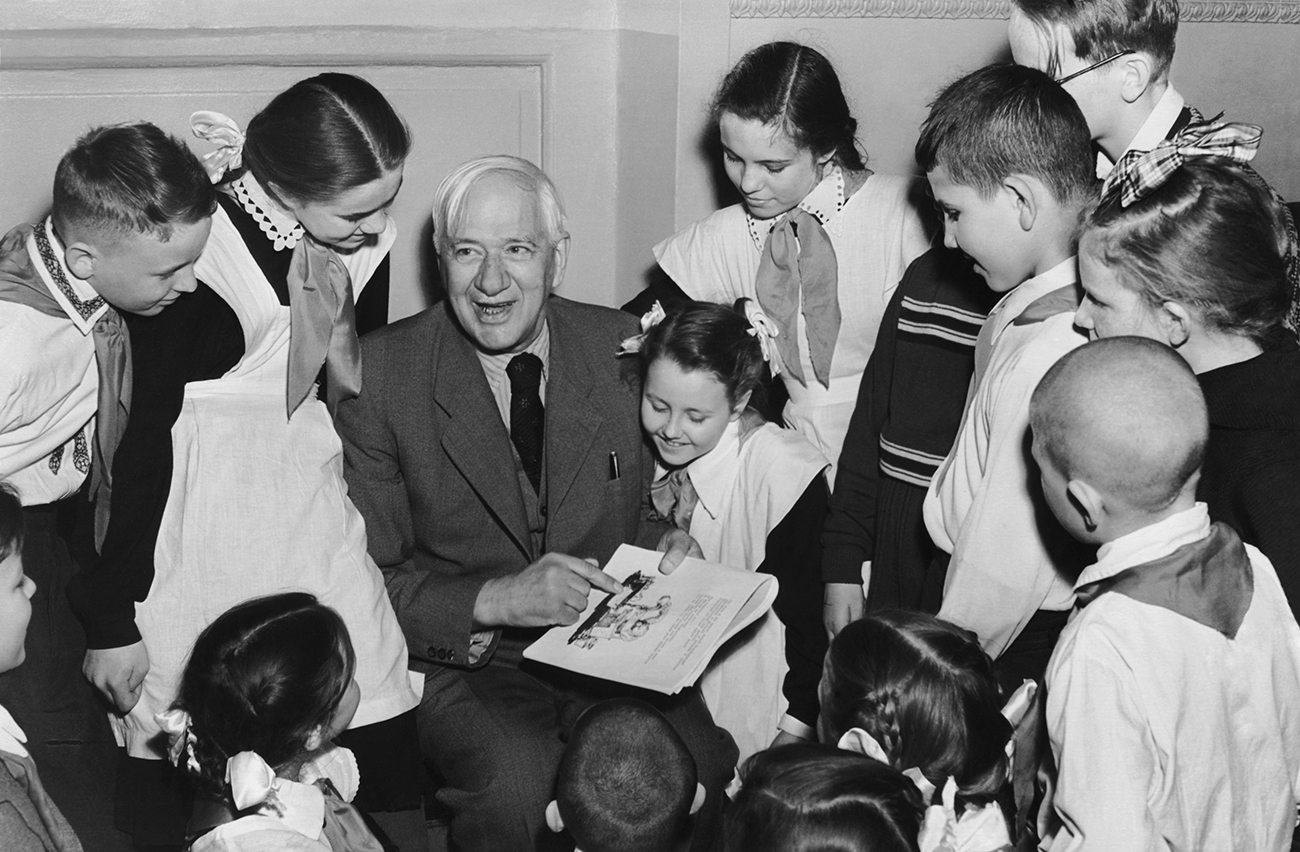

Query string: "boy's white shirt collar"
[[1096, 85, 1186, 179], [1074, 502, 1211, 591], [0, 702, 29, 758], [26, 217, 110, 335], [988, 255, 1078, 333]]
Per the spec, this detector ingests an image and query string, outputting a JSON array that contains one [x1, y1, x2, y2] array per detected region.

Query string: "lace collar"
[[745, 165, 846, 252], [227, 173, 304, 252], [29, 218, 109, 334]]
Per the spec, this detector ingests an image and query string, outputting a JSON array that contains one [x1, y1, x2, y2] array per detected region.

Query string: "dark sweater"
[[1197, 343, 1300, 612], [821, 247, 996, 584]]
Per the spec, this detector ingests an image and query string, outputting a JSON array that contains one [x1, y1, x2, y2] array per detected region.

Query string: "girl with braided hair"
[[819, 610, 1014, 851], [159, 593, 380, 851]]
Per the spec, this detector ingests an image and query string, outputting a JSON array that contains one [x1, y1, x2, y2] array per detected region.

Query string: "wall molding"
[[731, 0, 1300, 22]]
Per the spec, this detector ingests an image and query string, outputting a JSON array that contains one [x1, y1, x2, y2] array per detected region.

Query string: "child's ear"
[[303, 725, 324, 753], [729, 390, 753, 420], [63, 243, 97, 282], [689, 782, 706, 815], [1117, 52, 1156, 104], [1002, 175, 1039, 233], [545, 800, 565, 833], [1157, 300, 1193, 348], [1066, 478, 1105, 534]]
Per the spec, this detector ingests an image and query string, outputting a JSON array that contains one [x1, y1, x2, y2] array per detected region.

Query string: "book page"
[[523, 544, 777, 694]]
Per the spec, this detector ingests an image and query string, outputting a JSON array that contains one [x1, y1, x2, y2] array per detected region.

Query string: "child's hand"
[[655, 529, 703, 575], [823, 583, 866, 641], [83, 641, 150, 713]]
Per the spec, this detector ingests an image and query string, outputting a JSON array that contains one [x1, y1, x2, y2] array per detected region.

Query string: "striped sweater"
[[822, 246, 996, 583]]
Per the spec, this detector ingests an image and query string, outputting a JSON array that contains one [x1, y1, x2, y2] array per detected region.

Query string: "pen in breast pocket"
[[608, 451, 620, 481]]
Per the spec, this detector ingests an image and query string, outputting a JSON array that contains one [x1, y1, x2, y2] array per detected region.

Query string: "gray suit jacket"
[[337, 296, 664, 673]]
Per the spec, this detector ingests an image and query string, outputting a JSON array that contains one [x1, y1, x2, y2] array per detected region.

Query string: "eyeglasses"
[[1054, 49, 1135, 85]]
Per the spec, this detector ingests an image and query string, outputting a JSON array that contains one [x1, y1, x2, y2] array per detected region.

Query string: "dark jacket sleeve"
[[820, 279, 906, 585], [1237, 463, 1300, 613], [66, 284, 243, 649], [758, 474, 831, 731]]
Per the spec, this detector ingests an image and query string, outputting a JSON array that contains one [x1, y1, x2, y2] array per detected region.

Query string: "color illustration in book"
[[568, 571, 673, 650]]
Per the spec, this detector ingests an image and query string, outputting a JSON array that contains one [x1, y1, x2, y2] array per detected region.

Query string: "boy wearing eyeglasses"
[[1007, 0, 1190, 179]]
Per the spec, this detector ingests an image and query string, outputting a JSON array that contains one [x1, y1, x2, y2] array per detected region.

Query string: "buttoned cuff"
[[778, 714, 813, 741]]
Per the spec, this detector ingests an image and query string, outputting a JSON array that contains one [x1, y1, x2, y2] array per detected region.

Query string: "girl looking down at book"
[[624, 299, 829, 762]]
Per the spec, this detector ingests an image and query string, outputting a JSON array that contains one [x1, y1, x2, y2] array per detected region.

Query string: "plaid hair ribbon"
[[1101, 114, 1262, 208]]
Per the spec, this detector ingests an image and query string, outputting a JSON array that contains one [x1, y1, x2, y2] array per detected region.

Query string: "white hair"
[[431, 155, 568, 252]]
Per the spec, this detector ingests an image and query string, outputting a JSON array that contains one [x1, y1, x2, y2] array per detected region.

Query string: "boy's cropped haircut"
[[556, 698, 697, 852], [1012, 0, 1178, 81], [53, 122, 216, 242], [0, 482, 23, 562], [916, 64, 1095, 204]]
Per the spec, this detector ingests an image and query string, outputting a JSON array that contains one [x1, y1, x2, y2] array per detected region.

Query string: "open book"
[[523, 544, 778, 695]]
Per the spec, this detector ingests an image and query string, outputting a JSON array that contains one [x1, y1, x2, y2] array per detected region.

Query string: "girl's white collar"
[[228, 173, 305, 252]]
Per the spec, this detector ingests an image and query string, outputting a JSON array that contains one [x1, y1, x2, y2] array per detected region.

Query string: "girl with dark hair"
[[820, 610, 1015, 850], [625, 299, 829, 762], [724, 742, 924, 852], [163, 593, 380, 851], [652, 41, 929, 486], [1075, 154, 1300, 613], [77, 74, 422, 849]]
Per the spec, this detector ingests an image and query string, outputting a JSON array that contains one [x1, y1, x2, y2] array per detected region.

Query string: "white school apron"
[[116, 209, 419, 758]]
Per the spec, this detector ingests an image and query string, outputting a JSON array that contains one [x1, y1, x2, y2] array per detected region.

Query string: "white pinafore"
[[116, 204, 419, 758]]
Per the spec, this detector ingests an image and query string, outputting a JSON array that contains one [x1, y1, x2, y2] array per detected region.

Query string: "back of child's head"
[[1012, 0, 1178, 82], [1031, 336, 1207, 516], [822, 610, 1010, 801], [243, 72, 411, 206], [52, 122, 215, 243], [555, 698, 697, 852], [1085, 156, 1293, 350], [174, 593, 355, 796], [915, 64, 1095, 206], [725, 742, 924, 852], [0, 482, 22, 563], [640, 300, 769, 412], [711, 41, 866, 171]]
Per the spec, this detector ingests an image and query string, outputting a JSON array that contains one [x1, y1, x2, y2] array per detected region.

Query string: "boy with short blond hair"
[[916, 64, 1096, 687], [1030, 336, 1300, 851]]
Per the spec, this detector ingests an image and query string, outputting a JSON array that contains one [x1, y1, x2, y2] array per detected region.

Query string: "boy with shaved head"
[[1030, 337, 1300, 852]]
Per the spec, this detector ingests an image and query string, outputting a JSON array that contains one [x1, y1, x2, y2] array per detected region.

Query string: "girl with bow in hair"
[[90, 74, 423, 849], [649, 41, 930, 487], [1076, 144, 1300, 618], [161, 593, 380, 851], [624, 299, 829, 762]]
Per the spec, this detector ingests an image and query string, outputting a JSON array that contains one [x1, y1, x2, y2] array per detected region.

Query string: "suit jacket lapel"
[[432, 322, 533, 557], [544, 303, 603, 536]]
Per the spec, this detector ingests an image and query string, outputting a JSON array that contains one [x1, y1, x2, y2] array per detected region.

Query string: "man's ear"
[[64, 242, 98, 282], [545, 800, 565, 833], [548, 235, 571, 294], [1117, 52, 1156, 104], [1158, 300, 1193, 348], [689, 782, 706, 815], [1003, 175, 1041, 233], [1066, 478, 1105, 533]]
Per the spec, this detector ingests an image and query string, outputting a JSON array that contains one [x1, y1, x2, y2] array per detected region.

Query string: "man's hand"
[[655, 528, 703, 575], [823, 583, 865, 641], [474, 553, 624, 629], [83, 641, 150, 714]]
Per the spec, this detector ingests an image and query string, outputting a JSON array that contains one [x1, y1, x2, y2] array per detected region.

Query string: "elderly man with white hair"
[[337, 155, 737, 852]]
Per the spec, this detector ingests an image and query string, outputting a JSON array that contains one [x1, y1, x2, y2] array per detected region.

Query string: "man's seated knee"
[[547, 698, 705, 852]]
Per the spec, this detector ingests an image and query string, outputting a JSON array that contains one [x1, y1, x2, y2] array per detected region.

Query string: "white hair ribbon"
[[226, 750, 327, 838], [741, 299, 783, 377], [616, 300, 667, 356], [155, 708, 200, 774], [190, 110, 246, 183], [227, 750, 279, 811]]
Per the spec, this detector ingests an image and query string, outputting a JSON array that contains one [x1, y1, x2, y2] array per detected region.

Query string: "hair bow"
[[616, 301, 666, 356], [1102, 114, 1262, 208], [740, 299, 782, 376], [155, 708, 200, 774], [191, 110, 246, 184], [226, 751, 329, 838]]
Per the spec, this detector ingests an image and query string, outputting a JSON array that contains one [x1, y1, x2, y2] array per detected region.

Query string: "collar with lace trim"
[[745, 165, 847, 252], [227, 173, 305, 252], [26, 218, 109, 335]]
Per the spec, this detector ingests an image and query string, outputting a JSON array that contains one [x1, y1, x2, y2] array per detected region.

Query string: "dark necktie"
[[507, 353, 545, 493]]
